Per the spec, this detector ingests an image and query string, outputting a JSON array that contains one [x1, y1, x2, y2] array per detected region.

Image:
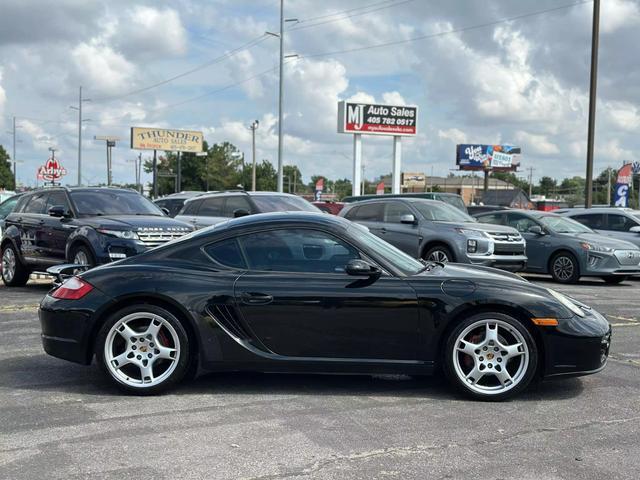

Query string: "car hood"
[[80, 215, 193, 231], [558, 232, 638, 250], [414, 262, 529, 284], [433, 221, 519, 234]]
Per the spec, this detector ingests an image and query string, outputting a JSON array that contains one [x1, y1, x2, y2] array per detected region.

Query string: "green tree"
[[538, 176, 557, 196], [283, 165, 305, 194], [0, 145, 15, 190]]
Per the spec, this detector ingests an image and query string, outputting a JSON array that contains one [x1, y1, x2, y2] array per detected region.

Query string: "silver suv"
[[339, 198, 527, 271]]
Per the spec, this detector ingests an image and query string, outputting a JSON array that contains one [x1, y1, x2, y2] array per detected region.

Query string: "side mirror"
[[233, 208, 250, 218], [400, 214, 417, 225], [629, 226, 640, 233], [527, 225, 544, 235], [345, 259, 381, 278], [48, 205, 69, 218], [161, 207, 170, 216]]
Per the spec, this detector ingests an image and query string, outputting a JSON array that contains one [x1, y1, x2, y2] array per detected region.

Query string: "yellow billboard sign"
[[130, 127, 204, 152]]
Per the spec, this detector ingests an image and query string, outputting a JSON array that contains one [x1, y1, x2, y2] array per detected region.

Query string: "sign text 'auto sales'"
[[338, 101, 418, 136]]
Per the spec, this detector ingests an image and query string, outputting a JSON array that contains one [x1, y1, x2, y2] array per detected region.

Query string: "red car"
[[312, 201, 345, 215]]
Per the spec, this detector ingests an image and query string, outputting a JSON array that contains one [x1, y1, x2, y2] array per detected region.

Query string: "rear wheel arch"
[[437, 303, 546, 378], [89, 294, 200, 373]]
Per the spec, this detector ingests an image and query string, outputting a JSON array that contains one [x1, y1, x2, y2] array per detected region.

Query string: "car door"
[[504, 212, 549, 271], [379, 201, 421, 257], [232, 228, 419, 360], [43, 190, 75, 262], [604, 213, 640, 247], [15, 192, 49, 264], [344, 202, 385, 236], [194, 197, 226, 228], [222, 195, 253, 218], [175, 198, 203, 228]]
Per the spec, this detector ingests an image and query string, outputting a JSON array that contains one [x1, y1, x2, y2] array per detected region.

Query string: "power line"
[[288, 0, 416, 32], [299, 0, 592, 59], [90, 34, 271, 103], [293, 0, 402, 24]]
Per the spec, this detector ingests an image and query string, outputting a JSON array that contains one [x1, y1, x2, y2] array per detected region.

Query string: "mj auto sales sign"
[[338, 101, 418, 136]]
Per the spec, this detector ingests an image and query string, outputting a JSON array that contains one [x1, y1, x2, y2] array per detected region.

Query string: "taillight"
[[51, 276, 94, 300]]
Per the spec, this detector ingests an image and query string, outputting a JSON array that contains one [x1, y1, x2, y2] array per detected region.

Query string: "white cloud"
[[0, 68, 6, 127], [72, 42, 135, 94], [603, 101, 640, 132], [381, 91, 407, 106], [514, 131, 559, 155], [20, 120, 57, 150], [601, 0, 640, 34], [115, 6, 187, 57], [438, 128, 467, 145]]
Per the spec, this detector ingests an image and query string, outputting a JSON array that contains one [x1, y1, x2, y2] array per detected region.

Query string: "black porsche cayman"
[[39, 212, 611, 400]]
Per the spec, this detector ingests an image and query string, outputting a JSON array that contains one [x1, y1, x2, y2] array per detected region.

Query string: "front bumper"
[[580, 249, 640, 277], [543, 307, 611, 377], [93, 237, 149, 265], [464, 253, 528, 272]]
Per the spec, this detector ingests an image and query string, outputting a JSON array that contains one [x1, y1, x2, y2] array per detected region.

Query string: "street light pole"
[[276, 0, 285, 193], [585, 0, 600, 208], [250, 120, 259, 191], [70, 86, 91, 186]]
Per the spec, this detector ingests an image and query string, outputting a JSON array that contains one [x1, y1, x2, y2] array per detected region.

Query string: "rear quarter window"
[[203, 238, 247, 269]]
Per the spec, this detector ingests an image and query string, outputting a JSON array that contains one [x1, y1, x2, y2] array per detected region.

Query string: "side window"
[[238, 229, 361, 273], [607, 214, 636, 232], [22, 193, 48, 214], [506, 213, 537, 233], [45, 191, 71, 213], [476, 213, 504, 225], [0, 196, 20, 219], [351, 203, 383, 222], [223, 196, 252, 217], [343, 206, 359, 219], [198, 197, 225, 216], [181, 199, 202, 215], [573, 213, 604, 229], [204, 238, 247, 269], [384, 202, 413, 223]]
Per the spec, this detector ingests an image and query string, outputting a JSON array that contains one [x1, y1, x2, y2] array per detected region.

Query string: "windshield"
[[251, 195, 320, 213], [413, 201, 475, 222], [539, 215, 593, 233], [348, 223, 424, 275], [437, 195, 467, 212], [71, 191, 163, 216], [0, 196, 20, 219]]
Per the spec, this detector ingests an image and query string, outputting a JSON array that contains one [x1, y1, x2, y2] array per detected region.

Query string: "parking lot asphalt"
[[0, 276, 639, 480]]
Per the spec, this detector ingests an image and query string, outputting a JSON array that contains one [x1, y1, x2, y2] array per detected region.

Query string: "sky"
[[0, 0, 638, 189]]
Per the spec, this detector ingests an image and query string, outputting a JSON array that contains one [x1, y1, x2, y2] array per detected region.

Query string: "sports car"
[[39, 212, 611, 400]]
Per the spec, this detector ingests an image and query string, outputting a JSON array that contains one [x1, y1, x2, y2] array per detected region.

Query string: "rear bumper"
[[39, 288, 112, 364]]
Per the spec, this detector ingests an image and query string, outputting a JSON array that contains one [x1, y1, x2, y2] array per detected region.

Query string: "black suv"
[[1, 187, 193, 286]]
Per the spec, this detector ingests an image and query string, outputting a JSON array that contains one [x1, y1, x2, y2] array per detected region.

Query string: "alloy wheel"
[[452, 319, 529, 396], [553, 256, 574, 281], [2, 248, 16, 283], [104, 312, 181, 388], [428, 249, 450, 263], [73, 250, 89, 265]]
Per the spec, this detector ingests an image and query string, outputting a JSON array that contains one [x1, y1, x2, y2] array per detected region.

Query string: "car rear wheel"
[[550, 252, 580, 284], [424, 245, 453, 263], [1, 243, 30, 287], [71, 245, 96, 269], [601, 276, 627, 284], [443, 312, 538, 401], [96, 305, 190, 395]]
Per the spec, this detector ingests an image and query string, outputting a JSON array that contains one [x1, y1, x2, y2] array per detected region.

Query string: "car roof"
[[184, 190, 302, 203], [560, 207, 637, 214], [344, 197, 442, 206]]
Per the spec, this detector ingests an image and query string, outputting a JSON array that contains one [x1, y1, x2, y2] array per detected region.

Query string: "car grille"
[[493, 244, 526, 255], [614, 250, 640, 266], [136, 227, 191, 247], [487, 232, 523, 243]]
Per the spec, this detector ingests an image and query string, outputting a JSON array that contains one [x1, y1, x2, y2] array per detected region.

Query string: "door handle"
[[379, 227, 387, 234], [240, 292, 274, 305]]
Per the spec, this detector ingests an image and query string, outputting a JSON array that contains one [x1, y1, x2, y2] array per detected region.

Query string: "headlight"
[[547, 288, 585, 318], [580, 242, 613, 253], [455, 228, 489, 239], [96, 229, 139, 240]]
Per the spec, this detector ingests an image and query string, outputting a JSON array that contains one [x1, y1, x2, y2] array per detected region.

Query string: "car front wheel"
[[96, 305, 190, 395], [424, 245, 453, 263], [71, 245, 96, 269], [443, 313, 538, 401], [1, 243, 30, 287], [550, 252, 580, 284]]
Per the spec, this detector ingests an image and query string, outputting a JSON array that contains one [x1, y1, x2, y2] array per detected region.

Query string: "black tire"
[[423, 245, 454, 263], [442, 312, 538, 401], [601, 276, 627, 284], [549, 251, 580, 284], [1, 243, 31, 287], [69, 244, 96, 269], [95, 304, 191, 395]]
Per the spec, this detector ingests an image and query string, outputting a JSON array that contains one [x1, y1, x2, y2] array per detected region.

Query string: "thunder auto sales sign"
[[338, 101, 418, 136]]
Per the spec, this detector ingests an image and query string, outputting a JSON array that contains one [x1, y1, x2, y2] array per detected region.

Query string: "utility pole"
[[276, 0, 285, 193], [607, 167, 611, 206], [585, 0, 600, 208], [70, 86, 91, 186], [250, 120, 259, 191], [527, 167, 535, 198], [6, 117, 22, 189]]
